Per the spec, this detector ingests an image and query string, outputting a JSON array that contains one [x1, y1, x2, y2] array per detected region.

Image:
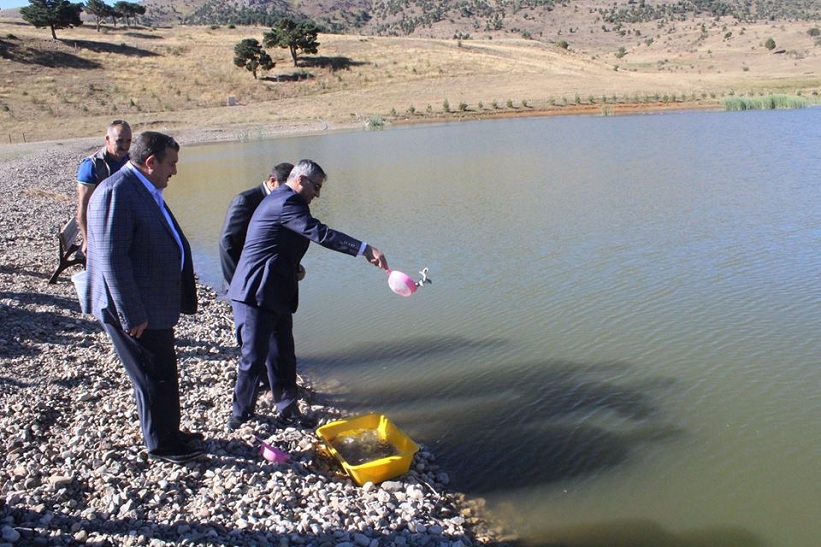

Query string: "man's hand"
[[364, 245, 389, 271], [77, 183, 93, 255], [126, 321, 148, 338]]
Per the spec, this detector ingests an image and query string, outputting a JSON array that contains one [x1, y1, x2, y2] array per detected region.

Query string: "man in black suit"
[[226, 159, 388, 430], [86, 131, 204, 464], [219, 162, 294, 290], [219, 162, 295, 398]]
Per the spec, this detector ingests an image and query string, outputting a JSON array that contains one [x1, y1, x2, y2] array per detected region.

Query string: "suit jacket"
[[86, 164, 197, 330], [218, 183, 267, 287], [228, 185, 362, 313]]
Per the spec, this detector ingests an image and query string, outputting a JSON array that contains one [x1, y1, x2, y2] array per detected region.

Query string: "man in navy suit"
[[86, 131, 203, 464], [227, 159, 389, 430], [218, 162, 294, 291], [219, 162, 295, 398]]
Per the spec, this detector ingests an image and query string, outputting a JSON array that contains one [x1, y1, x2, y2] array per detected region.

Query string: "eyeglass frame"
[[304, 176, 324, 192]]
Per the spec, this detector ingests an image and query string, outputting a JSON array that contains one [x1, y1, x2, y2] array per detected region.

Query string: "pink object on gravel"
[[254, 435, 290, 463]]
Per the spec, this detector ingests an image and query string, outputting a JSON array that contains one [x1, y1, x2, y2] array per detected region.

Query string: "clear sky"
[[0, 0, 28, 10]]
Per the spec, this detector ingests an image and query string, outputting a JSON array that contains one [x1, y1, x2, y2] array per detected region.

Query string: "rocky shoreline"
[[0, 137, 508, 546]]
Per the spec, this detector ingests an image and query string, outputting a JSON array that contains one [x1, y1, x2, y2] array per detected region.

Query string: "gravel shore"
[[0, 135, 506, 546]]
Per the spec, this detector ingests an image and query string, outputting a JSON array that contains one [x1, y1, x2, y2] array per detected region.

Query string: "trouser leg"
[[268, 310, 297, 413], [234, 312, 271, 393], [231, 301, 274, 419], [102, 322, 180, 451]]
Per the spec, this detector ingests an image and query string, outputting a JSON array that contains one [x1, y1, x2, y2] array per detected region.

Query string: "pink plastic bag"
[[387, 267, 431, 297]]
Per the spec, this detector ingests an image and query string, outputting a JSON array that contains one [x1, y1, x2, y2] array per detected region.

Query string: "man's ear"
[[143, 154, 157, 172]]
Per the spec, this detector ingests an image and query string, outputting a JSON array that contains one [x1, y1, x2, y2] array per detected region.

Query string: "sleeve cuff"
[[358, 241, 368, 256]]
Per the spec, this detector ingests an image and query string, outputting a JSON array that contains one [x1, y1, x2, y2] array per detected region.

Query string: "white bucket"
[[72, 270, 91, 315]]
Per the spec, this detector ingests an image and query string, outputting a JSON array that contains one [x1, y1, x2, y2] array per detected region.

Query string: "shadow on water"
[[305, 337, 683, 495], [520, 518, 770, 547], [300, 335, 507, 368]]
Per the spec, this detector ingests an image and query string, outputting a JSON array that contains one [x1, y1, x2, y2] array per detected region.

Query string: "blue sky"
[[0, 0, 28, 10]]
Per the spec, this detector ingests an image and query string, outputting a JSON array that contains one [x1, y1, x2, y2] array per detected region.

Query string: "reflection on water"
[[314, 347, 683, 494], [523, 519, 769, 547], [167, 108, 821, 546], [330, 429, 400, 465]]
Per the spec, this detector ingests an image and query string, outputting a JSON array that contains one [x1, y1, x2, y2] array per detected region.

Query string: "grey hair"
[[287, 159, 326, 182]]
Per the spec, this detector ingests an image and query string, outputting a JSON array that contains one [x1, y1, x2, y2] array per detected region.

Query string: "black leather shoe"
[[277, 405, 317, 428], [148, 444, 205, 464], [227, 414, 252, 431], [177, 430, 205, 442]]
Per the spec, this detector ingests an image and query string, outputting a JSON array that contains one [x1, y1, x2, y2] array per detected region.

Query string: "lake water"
[[167, 108, 821, 546]]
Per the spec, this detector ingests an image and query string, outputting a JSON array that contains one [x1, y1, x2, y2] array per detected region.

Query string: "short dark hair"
[[271, 162, 294, 183], [108, 119, 130, 132], [130, 131, 179, 165]]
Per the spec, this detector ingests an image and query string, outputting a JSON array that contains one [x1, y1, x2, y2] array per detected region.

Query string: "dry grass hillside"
[[0, 16, 819, 144]]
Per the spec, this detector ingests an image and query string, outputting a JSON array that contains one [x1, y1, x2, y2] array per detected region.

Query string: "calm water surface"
[[167, 108, 821, 546]]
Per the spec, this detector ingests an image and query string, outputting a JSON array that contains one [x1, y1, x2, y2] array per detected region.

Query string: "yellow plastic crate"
[[316, 413, 420, 486]]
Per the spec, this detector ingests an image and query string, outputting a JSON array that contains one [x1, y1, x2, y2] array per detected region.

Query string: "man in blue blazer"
[[86, 131, 203, 464], [218, 162, 294, 291], [219, 162, 295, 398], [227, 159, 389, 429]]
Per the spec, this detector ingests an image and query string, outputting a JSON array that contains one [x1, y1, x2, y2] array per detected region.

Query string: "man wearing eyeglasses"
[[76, 120, 132, 256], [227, 159, 389, 430], [86, 132, 203, 465]]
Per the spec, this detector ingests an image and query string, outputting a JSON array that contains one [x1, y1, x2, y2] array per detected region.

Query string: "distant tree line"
[[598, 0, 819, 26], [19, 0, 145, 39], [20, 0, 819, 41], [129, 0, 820, 35], [184, 0, 293, 27], [369, 0, 820, 36], [85, 0, 146, 31]]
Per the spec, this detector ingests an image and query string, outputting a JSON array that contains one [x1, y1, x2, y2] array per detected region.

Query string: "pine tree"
[[84, 0, 113, 32], [20, 0, 83, 39], [233, 38, 275, 79], [263, 18, 320, 67]]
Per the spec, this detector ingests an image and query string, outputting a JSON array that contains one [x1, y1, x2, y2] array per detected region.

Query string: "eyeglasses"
[[306, 177, 323, 192]]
